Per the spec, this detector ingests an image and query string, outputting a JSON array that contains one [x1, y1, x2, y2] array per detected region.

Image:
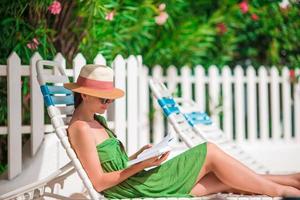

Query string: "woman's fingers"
[[154, 151, 170, 165]]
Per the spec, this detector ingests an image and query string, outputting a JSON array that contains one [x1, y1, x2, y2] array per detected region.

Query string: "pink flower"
[[251, 13, 259, 21], [48, 1, 62, 15], [279, 0, 289, 9], [26, 38, 39, 50], [158, 3, 166, 11], [239, 1, 249, 14], [155, 11, 169, 25], [216, 23, 227, 35], [105, 11, 115, 21], [32, 38, 39, 45]]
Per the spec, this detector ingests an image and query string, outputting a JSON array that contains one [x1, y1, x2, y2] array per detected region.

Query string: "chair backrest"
[[36, 60, 102, 199], [149, 78, 206, 147]]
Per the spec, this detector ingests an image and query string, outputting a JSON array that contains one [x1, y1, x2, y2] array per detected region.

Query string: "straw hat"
[[64, 64, 124, 99]]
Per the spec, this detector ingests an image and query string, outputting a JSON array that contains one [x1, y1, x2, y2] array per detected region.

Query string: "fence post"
[[234, 65, 245, 142], [152, 65, 164, 143], [222, 66, 233, 140], [7, 52, 22, 179], [246, 66, 257, 141], [30, 52, 44, 156], [113, 55, 127, 146], [195, 65, 205, 111], [270, 67, 281, 140], [258, 66, 269, 141], [126, 56, 139, 154], [137, 56, 150, 147], [208, 66, 220, 126], [282, 67, 292, 141], [73, 53, 86, 82]]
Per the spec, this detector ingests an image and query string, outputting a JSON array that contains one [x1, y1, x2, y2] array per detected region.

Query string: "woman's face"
[[83, 95, 114, 114]]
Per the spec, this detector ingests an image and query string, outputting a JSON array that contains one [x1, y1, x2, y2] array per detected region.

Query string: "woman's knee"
[[204, 142, 219, 169]]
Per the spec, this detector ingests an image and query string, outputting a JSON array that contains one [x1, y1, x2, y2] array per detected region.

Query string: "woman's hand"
[[129, 144, 153, 160], [138, 151, 170, 168]]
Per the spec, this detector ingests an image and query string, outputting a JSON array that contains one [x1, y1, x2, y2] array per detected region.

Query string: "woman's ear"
[[81, 93, 88, 100]]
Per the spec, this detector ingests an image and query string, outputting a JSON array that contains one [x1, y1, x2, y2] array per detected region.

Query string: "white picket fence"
[[0, 52, 300, 180]]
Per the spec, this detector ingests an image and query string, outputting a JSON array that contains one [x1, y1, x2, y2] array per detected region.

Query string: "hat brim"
[[64, 83, 124, 99]]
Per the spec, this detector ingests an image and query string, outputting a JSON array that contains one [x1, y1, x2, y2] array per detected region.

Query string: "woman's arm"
[[69, 122, 168, 192]]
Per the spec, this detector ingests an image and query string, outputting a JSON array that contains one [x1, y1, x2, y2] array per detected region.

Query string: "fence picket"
[[270, 67, 281, 140], [181, 66, 192, 107], [282, 67, 292, 141], [93, 53, 107, 65], [234, 66, 245, 142], [138, 56, 150, 147], [30, 53, 44, 156], [152, 65, 164, 143], [258, 67, 269, 141], [126, 56, 139, 154], [73, 53, 86, 82], [7, 52, 22, 179], [195, 65, 205, 111], [222, 66, 233, 140], [294, 68, 300, 142], [113, 55, 127, 146], [246, 66, 257, 141], [208, 66, 220, 126]]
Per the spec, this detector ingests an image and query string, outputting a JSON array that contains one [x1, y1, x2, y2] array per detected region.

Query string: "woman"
[[65, 64, 300, 198]]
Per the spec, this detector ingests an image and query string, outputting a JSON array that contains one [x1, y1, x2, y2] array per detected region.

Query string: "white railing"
[[0, 52, 299, 179]]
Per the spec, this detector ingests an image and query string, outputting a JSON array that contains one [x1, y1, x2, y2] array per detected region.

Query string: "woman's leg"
[[195, 142, 300, 197], [191, 172, 300, 196]]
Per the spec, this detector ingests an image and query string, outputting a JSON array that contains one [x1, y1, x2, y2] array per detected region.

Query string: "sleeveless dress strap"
[[94, 114, 115, 138]]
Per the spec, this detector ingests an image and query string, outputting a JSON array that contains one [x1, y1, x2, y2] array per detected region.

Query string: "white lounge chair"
[[35, 60, 102, 199], [149, 78, 268, 174]]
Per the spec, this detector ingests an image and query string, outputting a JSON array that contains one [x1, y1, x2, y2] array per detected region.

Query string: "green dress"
[[94, 114, 207, 199]]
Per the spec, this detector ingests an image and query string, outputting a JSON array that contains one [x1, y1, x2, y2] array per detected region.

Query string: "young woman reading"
[[64, 64, 300, 199]]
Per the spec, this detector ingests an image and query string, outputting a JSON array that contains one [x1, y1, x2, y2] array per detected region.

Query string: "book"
[[127, 134, 174, 167]]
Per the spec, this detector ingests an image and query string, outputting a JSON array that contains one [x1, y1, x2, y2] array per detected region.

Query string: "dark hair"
[[73, 92, 126, 152], [74, 92, 83, 109]]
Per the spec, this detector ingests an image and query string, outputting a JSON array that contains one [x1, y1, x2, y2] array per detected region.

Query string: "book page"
[[127, 134, 174, 166]]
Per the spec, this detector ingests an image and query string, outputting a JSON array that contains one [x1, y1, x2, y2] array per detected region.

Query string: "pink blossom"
[[239, 1, 249, 14], [48, 1, 62, 15], [216, 23, 227, 35], [32, 38, 39, 45], [158, 3, 166, 11], [279, 0, 289, 9], [155, 11, 169, 25], [26, 38, 39, 50], [251, 13, 259, 21], [105, 11, 115, 21]]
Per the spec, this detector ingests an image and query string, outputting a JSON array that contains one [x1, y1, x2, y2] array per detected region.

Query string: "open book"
[[127, 134, 174, 166]]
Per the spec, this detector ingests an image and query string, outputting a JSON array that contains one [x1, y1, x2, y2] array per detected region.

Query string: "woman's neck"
[[75, 103, 95, 122]]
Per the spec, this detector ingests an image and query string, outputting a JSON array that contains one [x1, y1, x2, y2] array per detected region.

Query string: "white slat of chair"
[[258, 67, 269, 141], [167, 65, 180, 144], [222, 66, 233, 140]]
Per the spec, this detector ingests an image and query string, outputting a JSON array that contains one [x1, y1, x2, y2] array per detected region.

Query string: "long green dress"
[[94, 114, 207, 199]]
